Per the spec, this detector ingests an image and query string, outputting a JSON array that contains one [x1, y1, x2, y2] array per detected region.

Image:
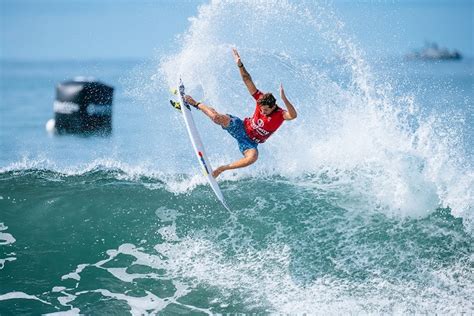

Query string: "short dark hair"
[[258, 93, 276, 107]]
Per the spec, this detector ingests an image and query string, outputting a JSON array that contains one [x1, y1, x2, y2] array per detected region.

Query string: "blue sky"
[[1, 0, 472, 60], [0, 0, 206, 60]]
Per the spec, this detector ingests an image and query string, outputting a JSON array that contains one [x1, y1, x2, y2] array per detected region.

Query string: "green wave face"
[[1, 169, 472, 314]]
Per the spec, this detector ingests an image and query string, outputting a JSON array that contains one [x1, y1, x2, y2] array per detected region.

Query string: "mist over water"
[[1, 0, 473, 314]]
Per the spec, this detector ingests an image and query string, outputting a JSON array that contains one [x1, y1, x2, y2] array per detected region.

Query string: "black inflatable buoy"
[[46, 77, 114, 135]]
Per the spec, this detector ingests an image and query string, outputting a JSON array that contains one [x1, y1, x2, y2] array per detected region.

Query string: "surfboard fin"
[[169, 100, 181, 111]]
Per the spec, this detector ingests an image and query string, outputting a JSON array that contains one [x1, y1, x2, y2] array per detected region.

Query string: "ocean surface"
[[1, 1, 473, 314]]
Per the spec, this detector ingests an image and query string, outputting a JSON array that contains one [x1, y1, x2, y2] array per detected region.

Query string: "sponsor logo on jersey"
[[250, 119, 270, 136]]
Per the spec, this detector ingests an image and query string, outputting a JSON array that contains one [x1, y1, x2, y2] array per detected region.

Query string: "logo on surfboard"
[[198, 151, 210, 175]]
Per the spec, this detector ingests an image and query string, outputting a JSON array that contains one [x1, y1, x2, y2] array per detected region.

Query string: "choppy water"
[[0, 168, 472, 314], [1, 0, 473, 314]]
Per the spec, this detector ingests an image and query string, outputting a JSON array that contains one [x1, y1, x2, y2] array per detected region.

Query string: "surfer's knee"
[[212, 114, 230, 127], [244, 149, 258, 164]]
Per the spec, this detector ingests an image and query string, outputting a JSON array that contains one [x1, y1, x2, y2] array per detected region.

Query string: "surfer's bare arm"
[[232, 48, 258, 95], [280, 83, 297, 120], [212, 149, 258, 178], [184, 95, 231, 127]]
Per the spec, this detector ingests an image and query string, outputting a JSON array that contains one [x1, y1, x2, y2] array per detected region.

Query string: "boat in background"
[[406, 42, 462, 61]]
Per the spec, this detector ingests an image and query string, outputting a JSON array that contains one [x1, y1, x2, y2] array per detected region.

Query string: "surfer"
[[184, 48, 297, 178]]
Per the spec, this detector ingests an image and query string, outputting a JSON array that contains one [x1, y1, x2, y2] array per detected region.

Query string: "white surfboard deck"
[[175, 79, 230, 211]]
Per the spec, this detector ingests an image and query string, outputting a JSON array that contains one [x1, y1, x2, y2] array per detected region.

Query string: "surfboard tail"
[[221, 201, 231, 212]]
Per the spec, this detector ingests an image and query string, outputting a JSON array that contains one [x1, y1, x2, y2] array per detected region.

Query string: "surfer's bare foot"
[[212, 166, 227, 178]]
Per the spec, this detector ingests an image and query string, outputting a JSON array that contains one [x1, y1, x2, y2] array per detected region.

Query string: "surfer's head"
[[258, 93, 277, 115]]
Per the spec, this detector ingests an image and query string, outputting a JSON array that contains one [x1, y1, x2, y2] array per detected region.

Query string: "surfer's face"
[[257, 93, 277, 116], [260, 105, 275, 116]]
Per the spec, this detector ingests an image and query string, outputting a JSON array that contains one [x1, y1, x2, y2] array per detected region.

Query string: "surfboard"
[[172, 79, 230, 211]]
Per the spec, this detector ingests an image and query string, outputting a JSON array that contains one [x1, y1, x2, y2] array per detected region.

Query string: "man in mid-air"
[[183, 48, 298, 178]]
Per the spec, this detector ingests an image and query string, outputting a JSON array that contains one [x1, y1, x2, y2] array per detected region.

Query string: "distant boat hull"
[[406, 42, 463, 61]]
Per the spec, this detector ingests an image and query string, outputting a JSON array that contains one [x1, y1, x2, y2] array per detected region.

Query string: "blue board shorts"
[[222, 115, 258, 154]]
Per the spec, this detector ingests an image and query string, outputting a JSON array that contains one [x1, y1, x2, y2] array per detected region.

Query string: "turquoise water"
[[1, 170, 472, 314], [1, 1, 473, 314]]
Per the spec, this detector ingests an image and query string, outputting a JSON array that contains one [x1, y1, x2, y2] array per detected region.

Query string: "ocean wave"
[[158, 0, 473, 233], [1, 160, 472, 237]]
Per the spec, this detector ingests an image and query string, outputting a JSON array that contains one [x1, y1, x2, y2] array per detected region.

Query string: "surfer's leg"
[[229, 148, 259, 169], [197, 103, 231, 128], [213, 148, 258, 178], [242, 148, 258, 165]]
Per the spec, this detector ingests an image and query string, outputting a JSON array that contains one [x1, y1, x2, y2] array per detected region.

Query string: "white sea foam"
[[53, 240, 213, 314], [51, 230, 473, 314], [158, 0, 473, 231], [0, 291, 51, 305], [44, 309, 81, 316], [46, 188, 472, 314], [0, 156, 215, 194], [0, 223, 17, 270], [0, 257, 16, 270], [0, 223, 16, 246], [61, 264, 88, 281]]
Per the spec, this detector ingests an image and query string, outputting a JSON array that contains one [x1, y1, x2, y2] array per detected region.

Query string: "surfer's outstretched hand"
[[184, 95, 197, 106], [232, 48, 242, 66], [279, 83, 286, 99], [212, 166, 227, 178]]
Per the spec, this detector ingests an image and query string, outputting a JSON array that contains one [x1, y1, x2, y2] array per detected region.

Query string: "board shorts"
[[223, 114, 258, 154]]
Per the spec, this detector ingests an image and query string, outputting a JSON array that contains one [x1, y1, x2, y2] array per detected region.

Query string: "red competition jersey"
[[243, 90, 285, 143]]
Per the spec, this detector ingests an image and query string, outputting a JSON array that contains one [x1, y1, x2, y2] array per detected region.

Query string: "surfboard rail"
[[175, 79, 231, 211]]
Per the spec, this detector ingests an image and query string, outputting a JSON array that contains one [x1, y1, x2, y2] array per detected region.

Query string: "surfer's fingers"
[[184, 95, 195, 103], [232, 48, 240, 60]]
